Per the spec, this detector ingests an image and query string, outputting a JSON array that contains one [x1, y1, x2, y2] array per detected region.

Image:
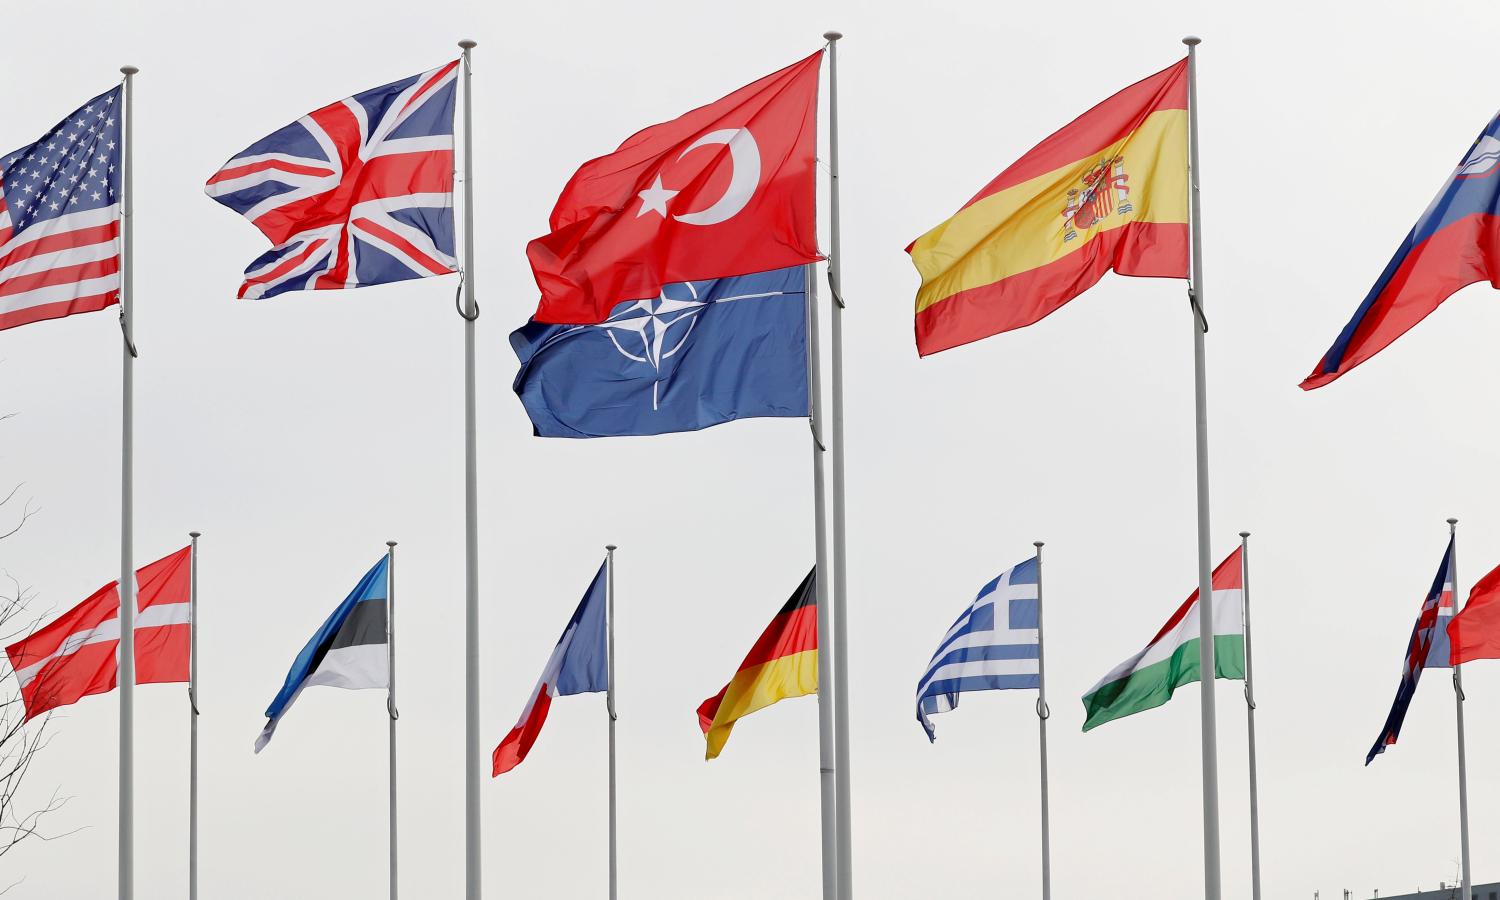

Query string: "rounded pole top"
[[1449, 517, 1460, 526], [1033, 540, 1044, 549], [606, 544, 618, 552], [458, 39, 477, 49], [1239, 531, 1250, 539], [1181, 35, 1202, 46], [823, 30, 843, 42], [387, 540, 398, 548], [120, 65, 139, 76], [189, 530, 202, 539]]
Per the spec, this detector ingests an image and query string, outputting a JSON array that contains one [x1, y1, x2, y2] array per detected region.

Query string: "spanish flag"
[[697, 569, 817, 760], [908, 59, 1190, 356]]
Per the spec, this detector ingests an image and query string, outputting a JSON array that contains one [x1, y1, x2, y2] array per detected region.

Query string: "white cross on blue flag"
[[916, 558, 1040, 741]]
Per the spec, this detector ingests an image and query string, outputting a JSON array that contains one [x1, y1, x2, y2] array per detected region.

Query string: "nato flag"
[[510, 266, 809, 438]]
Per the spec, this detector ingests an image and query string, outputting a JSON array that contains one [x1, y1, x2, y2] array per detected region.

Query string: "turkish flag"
[[527, 51, 824, 325], [1451, 560, 1500, 665]]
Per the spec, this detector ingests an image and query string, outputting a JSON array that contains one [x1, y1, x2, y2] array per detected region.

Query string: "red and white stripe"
[[0, 200, 120, 331]]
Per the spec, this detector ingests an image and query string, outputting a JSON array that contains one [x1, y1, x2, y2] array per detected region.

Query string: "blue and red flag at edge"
[[1366, 536, 1457, 764], [1303, 114, 1500, 389]]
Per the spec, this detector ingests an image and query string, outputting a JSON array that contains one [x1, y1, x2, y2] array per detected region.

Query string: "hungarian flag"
[[5, 546, 192, 720], [527, 52, 823, 325], [907, 58, 1189, 356], [1449, 556, 1500, 665], [697, 568, 816, 760], [1081, 549, 1244, 731]]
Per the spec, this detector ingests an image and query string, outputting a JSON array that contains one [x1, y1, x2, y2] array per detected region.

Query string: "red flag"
[[4, 546, 192, 720], [1450, 560, 1500, 665], [526, 51, 824, 325]]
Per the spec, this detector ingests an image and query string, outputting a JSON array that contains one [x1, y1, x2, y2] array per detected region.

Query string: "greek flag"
[[916, 558, 1040, 741]]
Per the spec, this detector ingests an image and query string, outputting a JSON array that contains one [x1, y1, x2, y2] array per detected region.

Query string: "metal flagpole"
[[1239, 532, 1261, 900], [188, 531, 201, 900], [386, 541, 399, 900], [605, 545, 618, 900], [1033, 541, 1052, 900], [805, 264, 838, 900], [1449, 517, 1472, 900], [821, 31, 854, 899], [118, 63, 139, 900], [455, 38, 482, 900], [1182, 36, 1222, 900]]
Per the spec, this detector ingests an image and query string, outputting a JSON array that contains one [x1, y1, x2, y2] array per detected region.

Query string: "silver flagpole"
[[1449, 517, 1472, 900], [1033, 541, 1052, 900], [1182, 36, 1222, 900], [118, 63, 139, 900], [605, 545, 619, 900], [386, 541, 399, 900], [455, 38, 482, 900], [1239, 532, 1260, 900], [806, 263, 838, 900], [821, 31, 854, 899], [188, 531, 201, 900]]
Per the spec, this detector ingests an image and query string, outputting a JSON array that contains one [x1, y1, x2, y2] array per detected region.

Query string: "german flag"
[[697, 569, 817, 760], [908, 58, 1190, 356]]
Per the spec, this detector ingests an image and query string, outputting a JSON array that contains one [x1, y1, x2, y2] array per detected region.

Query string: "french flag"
[[493, 563, 608, 776]]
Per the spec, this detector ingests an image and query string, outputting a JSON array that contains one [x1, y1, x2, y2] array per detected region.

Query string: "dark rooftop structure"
[[1366, 884, 1500, 900]]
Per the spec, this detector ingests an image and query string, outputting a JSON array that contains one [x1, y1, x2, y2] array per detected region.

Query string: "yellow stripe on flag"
[[911, 108, 1187, 316], [704, 648, 817, 760]]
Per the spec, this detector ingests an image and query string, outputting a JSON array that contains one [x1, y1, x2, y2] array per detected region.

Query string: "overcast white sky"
[[5, 0, 1500, 897]]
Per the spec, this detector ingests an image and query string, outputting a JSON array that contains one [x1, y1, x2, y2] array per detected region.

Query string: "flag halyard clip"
[[454, 270, 478, 321], [1244, 685, 1256, 710], [118, 306, 138, 358], [1188, 287, 1208, 333], [388, 695, 400, 721], [1455, 671, 1466, 701], [1035, 698, 1050, 720], [826, 271, 846, 310]]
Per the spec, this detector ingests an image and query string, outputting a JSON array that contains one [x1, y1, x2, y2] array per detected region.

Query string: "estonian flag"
[[256, 555, 390, 752]]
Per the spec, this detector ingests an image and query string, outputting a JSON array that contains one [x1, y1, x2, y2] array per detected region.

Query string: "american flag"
[[0, 86, 123, 332], [205, 61, 459, 300], [1366, 536, 1456, 764]]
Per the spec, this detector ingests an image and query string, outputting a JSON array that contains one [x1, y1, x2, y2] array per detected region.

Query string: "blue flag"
[[510, 266, 809, 438]]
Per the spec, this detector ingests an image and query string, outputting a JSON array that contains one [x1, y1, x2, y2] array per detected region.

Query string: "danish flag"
[[5, 546, 191, 721], [205, 61, 459, 300]]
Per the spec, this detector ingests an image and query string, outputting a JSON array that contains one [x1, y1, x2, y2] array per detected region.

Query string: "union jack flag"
[[1366, 535, 1456, 764], [205, 61, 459, 300], [0, 86, 122, 332]]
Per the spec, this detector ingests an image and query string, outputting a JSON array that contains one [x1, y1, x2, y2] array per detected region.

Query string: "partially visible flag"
[[493, 563, 608, 776], [4, 546, 192, 720], [1081, 548, 1244, 732], [697, 568, 816, 760], [1448, 549, 1500, 666], [527, 52, 823, 326], [256, 555, 389, 752], [1302, 114, 1500, 389], [510, 266, 809, 438], [205, 62, 458, 300], [916, 558, 1040, 742], [1367, 537, 1456, 763], [0, 86, 123, 331], [907, 59, 1189, 356]]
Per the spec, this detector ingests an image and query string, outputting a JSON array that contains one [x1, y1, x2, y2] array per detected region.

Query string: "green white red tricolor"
[[1082, 548, 1245, 731]]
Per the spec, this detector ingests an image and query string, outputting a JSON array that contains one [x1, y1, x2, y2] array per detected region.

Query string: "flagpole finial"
[[1182, 35, 1202, 47], [606, 544, 617, 552], [1239, 531, 1250, 539], [120, 65, 139, 76], [189, 531, 201, 539], [1449, 517, 1459, 526], [387, 540, 398, 548], [823, 30, 842, 42], [1033, 540, 1044, 549], [458, 39, 477, 50]]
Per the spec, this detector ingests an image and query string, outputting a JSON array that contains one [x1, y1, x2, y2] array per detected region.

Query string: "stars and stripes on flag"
[[493, 562, 608, 776], [256, 555, 390, 752], [205, 62, 458, 300], [0, 86, 122, 332], [1367, 537, 1456, 764], [1081, 548, 1245, 732], [697, 568, 817, 760], [916, 558, 1040, 742], [4, 546, 190, 720]]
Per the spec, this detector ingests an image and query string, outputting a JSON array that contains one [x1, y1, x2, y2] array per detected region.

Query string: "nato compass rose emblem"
[[594, 280, 712, 411], [1062, 154, 1132, 242]]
